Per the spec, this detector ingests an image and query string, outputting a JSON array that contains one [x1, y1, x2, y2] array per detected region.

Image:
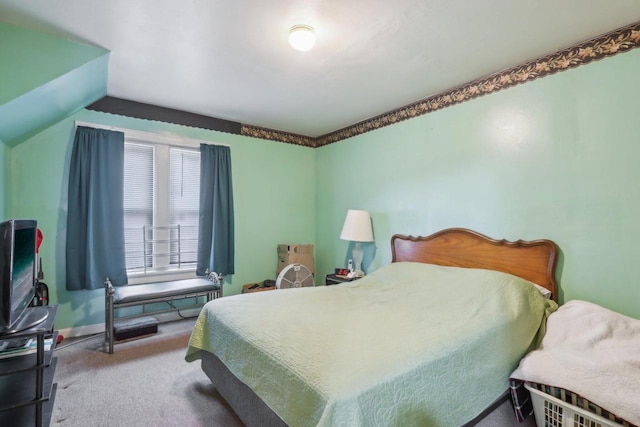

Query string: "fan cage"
[[276, 263, 315, 289]]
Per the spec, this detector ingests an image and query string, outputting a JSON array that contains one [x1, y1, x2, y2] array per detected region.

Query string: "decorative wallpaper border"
[[242, 21, 640, 148], [240, 124, 316, 148]]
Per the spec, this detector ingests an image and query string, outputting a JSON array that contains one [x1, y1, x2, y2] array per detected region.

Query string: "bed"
[[186, 228, 559, 426]]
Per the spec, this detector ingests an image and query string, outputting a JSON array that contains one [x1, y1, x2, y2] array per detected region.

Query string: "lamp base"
[[352, 242, 365, 277]]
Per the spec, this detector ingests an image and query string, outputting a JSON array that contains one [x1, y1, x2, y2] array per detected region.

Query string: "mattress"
[[186, 262, 556, 426]]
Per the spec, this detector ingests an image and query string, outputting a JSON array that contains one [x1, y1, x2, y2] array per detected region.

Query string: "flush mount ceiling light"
[[288, 25, 316, 51]]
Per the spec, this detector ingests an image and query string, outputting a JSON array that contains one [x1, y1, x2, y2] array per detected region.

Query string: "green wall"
[[8, 111, 316, 329], [316, 48, 640, 320], [0, 141, 6, 218], [0, 23, 107, 104], [0, 23, 108, 145], [4, 22, 640, 330]]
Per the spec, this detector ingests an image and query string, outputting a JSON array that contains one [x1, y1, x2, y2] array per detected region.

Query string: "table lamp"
[[340, 210, 374, 277]]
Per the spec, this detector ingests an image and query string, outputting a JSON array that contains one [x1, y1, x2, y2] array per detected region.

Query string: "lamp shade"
[[340, 210, 374, 242]]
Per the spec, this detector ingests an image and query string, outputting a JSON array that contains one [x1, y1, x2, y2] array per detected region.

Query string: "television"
[[0, 219, 48, 334]]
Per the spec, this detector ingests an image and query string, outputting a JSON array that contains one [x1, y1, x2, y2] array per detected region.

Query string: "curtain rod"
[[74, 121, 231, 148]]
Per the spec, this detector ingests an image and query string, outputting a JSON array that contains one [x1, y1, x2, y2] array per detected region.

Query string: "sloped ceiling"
[[0, 23, 108, 146]]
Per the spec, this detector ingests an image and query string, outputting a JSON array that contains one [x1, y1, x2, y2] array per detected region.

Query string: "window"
[[123, 141, 201, 280], [169, 149, 200, 266], [123, 143, 153, 272]]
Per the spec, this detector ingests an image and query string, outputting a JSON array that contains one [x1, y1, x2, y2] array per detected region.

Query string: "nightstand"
[[325, 274, 359, 286]]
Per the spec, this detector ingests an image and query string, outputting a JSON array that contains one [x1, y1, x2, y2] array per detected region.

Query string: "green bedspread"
[[186, 262, 557, 427]]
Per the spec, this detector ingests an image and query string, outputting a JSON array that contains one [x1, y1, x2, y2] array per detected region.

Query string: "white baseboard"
[[57, 308, 202, 339]]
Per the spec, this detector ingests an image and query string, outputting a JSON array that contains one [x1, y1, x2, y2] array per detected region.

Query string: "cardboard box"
[[277, 244, 314, 274]]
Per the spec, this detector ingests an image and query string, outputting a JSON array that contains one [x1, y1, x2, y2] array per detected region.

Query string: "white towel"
[[511, 299, 640, 425]]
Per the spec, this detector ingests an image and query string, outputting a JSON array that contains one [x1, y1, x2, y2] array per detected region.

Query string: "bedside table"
[[325, 274, 359, 286]]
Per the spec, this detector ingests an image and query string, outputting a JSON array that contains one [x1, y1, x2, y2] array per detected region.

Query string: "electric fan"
[[276, 263, 315, 289]]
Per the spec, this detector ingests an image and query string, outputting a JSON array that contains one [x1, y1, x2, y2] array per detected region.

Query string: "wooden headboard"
[[391, 228, 559, 301]]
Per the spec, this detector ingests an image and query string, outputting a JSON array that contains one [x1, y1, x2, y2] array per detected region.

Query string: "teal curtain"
[[66, 126, 128, 290], [196, 144, 234, 276]]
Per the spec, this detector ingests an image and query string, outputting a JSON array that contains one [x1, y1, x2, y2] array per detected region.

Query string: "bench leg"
[[105, 278, 115, 354]]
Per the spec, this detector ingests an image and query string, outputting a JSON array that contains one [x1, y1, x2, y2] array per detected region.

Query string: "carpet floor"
[[51, 318, 244, 427]]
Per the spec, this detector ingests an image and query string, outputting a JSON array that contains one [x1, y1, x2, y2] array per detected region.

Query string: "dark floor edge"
[[461, 390, 511, 427]]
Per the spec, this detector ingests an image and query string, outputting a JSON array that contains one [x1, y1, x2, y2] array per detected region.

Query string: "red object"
[[36, 228, 43, 253]]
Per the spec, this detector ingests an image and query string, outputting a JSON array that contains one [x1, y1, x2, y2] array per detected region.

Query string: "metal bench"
[[104, 272, 222, 353]]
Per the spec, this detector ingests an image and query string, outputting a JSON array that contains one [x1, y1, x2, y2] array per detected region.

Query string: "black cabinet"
[[0, 306, 58, 427]]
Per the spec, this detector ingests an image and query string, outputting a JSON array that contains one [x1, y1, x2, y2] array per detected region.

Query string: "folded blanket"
[[511, 300, 640, 425]]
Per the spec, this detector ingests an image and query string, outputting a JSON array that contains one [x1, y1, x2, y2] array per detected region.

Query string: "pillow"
[[532, 283, 552, 299]]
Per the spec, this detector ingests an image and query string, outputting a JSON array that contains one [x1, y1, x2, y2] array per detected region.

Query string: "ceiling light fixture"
[[288, 25, 316, 52]]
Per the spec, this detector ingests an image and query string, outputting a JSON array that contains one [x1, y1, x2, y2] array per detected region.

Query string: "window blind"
[[123, 143, 154, 272], [169, 148, 200, 267]]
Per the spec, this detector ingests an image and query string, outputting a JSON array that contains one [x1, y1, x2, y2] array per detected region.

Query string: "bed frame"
[[201, 228, 560, 426]]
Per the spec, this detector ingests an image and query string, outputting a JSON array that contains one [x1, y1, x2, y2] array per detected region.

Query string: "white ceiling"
[[2, 0, 640, 138]]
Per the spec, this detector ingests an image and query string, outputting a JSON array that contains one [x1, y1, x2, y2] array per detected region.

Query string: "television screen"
[[11, 227, 36, 315], [0, 219, 38, 333]]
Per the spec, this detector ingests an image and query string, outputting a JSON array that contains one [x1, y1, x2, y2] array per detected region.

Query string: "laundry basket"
[[525, 384, 623, 427]]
